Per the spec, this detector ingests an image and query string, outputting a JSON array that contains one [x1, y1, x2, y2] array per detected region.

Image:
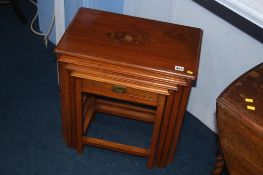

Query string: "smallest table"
[[55, 7, 202, 168]]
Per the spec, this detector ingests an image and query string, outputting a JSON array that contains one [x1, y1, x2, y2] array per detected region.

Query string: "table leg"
[[159, 86, 184, 167], [155, 91, 175, 166], [212, 152, 225, 175], [75, 78, 84, 153], [147, 95, 166, 168], [58, 62, 74, 148], [166, 85, 191, 164], [69, 75, 78, 149], [213, 142, 225, 175]]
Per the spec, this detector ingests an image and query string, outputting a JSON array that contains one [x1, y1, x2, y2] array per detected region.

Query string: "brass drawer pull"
[[112, 85, 126, 94]]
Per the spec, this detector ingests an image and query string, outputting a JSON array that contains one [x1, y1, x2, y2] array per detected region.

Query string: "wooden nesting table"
[[55, 8, 202, 168]]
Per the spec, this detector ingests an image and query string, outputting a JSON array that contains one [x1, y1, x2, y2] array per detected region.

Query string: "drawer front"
[[81, 79, 158, 106]]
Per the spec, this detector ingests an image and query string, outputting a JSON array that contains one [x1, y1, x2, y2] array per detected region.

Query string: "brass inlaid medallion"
[[107, 31, 149, 45]]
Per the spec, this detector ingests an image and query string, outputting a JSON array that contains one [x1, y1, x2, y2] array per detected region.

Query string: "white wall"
[[38, 0, 56, 43], [54, 0, 65, 44], [64, 0, 84, 27], [123, 0, 174, 22], [64, 0, 124, 28], [38, 0, 83, 44], [123, 0, 263, 132], [86, 0, 124, 14]]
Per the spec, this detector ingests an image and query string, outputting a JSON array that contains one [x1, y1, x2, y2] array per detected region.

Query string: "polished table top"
[[55, 8, 202, 80]]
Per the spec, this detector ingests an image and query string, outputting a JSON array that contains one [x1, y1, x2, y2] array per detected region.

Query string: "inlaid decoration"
[[107, 31, 149, 46]]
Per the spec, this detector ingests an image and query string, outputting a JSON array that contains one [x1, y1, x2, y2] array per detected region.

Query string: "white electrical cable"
[[29, 0, 55, 48]]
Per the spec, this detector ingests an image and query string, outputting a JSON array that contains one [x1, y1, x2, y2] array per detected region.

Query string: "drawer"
[[81, 79, 158, 106]]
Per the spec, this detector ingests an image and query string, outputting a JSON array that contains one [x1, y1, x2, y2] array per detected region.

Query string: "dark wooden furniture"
[[216, 63, 263, 174], [55, 8, 202, 168]]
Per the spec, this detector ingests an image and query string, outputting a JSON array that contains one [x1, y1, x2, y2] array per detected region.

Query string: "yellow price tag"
[[245, 98, 253, 103], [247, 105, 255, 110], [186, 70, 193, 75]]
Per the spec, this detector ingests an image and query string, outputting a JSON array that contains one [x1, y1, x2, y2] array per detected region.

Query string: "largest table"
[[55, 8, 202, 168]]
